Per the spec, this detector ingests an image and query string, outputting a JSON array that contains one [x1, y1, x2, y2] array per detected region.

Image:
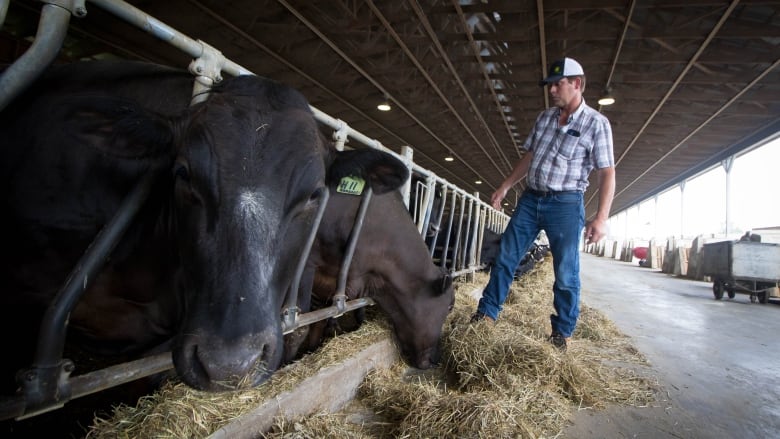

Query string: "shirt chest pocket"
[[557, 130, 591, 160]]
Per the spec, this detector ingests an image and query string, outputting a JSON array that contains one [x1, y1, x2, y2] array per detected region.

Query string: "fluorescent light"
[[598, 95, 615, 106], [598, 87, 615, 106]]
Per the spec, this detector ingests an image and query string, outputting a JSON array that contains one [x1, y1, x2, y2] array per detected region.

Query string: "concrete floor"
[[569, 253, 780, 439]]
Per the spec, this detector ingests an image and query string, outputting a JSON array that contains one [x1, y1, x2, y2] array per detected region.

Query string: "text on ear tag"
[[337, 176, 365, 195]]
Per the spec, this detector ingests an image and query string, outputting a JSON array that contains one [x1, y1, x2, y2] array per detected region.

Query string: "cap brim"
[[539, 75, 564, 86]]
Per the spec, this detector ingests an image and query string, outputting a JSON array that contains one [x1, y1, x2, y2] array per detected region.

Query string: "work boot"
[[469, 312, 495, 324], [548, 331, 570, 351]]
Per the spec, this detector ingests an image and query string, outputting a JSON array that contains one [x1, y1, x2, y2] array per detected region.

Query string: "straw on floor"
[[87, 257, 657, 438]]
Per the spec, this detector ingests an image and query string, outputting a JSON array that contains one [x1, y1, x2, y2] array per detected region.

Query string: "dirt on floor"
[[563, 391, 723, 439]]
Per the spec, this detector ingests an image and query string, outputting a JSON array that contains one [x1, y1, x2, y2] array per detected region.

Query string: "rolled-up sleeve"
[[591, 117, 614, 169]]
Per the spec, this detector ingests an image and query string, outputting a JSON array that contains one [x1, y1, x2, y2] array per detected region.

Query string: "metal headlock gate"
[[0, 0, 509, 422]]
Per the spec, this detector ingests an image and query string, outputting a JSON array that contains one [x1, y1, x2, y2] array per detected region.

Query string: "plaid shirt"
[[523, 99, 614, 192]]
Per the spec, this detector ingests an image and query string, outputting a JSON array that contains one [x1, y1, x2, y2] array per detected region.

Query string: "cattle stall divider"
[[0, 0, 508, 422]]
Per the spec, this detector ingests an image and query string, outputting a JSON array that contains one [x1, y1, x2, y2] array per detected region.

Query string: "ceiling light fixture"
[[598, 87, 615, 106], [377, 94, 391, 111], [444, 156, 454, 162]]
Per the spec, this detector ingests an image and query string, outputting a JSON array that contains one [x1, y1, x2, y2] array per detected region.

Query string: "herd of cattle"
[[0, 60, 542, 414]]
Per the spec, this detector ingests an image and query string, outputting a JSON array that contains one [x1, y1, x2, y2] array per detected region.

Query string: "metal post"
[[281, 189, 330, 332], [0, 1, 73, 111], [18, 172, 158, 418], [440, 190, 458, 269], [722, 156, 734, 237], [428, 185, 448, 257], [333, 187, 373, 313], [400, 146, 414, 208]]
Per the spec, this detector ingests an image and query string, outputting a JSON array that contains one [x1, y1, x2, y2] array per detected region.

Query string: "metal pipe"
[[440, 190, 458, 269], [87, 0, 251, 77], [0, 3, 71, 111], [32, 173, 158, 370], [69, 352, 172, 400], [461, 197, 474, 268], [475, 207, 487, 267], [283, 298, 374, 335], [418, 176, 435, 237], [333, 187, 373, 312], [429, 185, 448, 257], [331, 119, 349, 151], [450, 265, 488, 278], [7, 352, 173, 421], [415, 180, 431, 235], [469, 196, 482, 268], [452, 195, 467, 271], [0, 0, 10, 28], [282, 188, 330, 330], [8, 173, 158, 420]]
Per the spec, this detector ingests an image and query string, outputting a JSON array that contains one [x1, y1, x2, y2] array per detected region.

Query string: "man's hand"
[[491, 187, 508, 210], [585, 166, 615, 244], [584, 218, 607, 244]]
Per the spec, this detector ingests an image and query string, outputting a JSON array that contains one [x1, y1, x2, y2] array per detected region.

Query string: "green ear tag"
[[337, 176, 365, 195]]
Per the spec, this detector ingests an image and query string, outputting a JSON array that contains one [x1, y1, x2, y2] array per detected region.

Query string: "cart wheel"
[[727, 288, 736, 299], [713, 281, 724, 300], [759, 291, 769, 304], [750, 294, 758, 303]]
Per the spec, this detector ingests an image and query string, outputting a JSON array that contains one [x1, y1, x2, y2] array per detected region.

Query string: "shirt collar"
[[555, 97, 587, 125]]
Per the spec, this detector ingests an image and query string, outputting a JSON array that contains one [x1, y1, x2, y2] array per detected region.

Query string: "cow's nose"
[[173, 330, 282, 391], [411, 346, 440, 370]]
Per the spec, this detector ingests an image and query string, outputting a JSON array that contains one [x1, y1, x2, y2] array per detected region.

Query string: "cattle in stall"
[[407, 172, 445, 242], [480, 229, 550, 279], [405, 178, 466, 269], [0, 60, 408, 396], [287, 168, 455, 369], [406, 175, 549, 279], [479, 227, 502, 266]]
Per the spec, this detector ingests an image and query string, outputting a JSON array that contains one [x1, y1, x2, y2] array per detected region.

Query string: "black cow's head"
[[384, 270, 454, 369], [166, 77, 410, 390], [164, 76, 328, 390]]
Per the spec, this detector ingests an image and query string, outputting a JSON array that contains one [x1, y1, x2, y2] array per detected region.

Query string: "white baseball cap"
[[539, 57, 585, 86]]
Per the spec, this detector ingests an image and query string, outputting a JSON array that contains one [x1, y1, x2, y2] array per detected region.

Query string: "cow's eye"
[[173, 163, 190, 181], [309, 186, 326, 202]]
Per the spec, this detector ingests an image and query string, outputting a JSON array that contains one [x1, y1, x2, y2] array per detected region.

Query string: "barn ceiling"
[[3, 0, 779, 220]]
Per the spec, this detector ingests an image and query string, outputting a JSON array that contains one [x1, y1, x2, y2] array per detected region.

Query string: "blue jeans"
[[477, 190, 585, 337]]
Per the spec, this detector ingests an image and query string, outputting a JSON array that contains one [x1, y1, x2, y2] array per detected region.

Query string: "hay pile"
[[87, 258, 657, 438], [86, 319, 392, 438]]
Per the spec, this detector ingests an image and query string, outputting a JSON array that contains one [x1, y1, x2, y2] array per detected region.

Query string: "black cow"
[[0, 60, 406, 393], [480, 229, 550, 278], [289, 174, 454, 369]]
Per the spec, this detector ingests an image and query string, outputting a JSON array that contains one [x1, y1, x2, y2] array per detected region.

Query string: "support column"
[[679, 180, 686, 239], [722, 156, 734, 237]]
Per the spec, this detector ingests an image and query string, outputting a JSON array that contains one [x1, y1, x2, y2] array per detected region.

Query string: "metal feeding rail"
[[0, 0, 508, 421]]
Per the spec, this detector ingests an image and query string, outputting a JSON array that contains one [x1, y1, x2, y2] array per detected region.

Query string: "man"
[[471, 57, 615, 351]]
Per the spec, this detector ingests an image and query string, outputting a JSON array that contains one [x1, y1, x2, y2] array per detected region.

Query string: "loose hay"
[[87, 259, 657, 438], [86, 317, 391, 438]]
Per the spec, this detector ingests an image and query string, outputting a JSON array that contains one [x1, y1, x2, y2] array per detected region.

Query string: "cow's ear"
[[61, 96, 175, 159], [327, 149, 410, 194]]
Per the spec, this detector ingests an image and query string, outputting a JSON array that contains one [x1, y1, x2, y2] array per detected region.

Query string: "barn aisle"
[[566, 253, 780, 439]]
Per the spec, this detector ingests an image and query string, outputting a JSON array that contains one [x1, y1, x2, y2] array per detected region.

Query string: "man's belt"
[[526, 188, 581, 197]]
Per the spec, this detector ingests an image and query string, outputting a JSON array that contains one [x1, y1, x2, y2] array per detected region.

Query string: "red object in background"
[[633, 247, 648, 259]]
